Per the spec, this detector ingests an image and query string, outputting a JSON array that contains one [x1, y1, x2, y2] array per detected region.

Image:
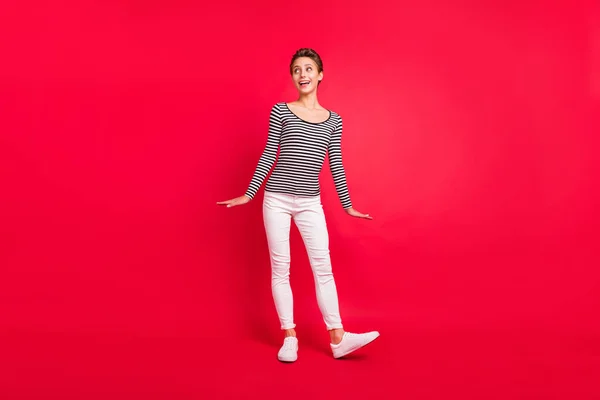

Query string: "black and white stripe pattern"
[[245, 102, 352, 209]]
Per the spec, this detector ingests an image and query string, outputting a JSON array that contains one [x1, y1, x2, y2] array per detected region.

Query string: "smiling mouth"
[[299, 81, 310, 87]]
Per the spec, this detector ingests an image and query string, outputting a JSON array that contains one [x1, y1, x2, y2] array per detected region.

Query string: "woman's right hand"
[[216, 195, 251, 208]]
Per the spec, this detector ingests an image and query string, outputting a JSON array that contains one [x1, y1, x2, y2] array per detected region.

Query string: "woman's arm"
[[328, 115, 372, 219], [217, 104, 282, 208], [245, 104, 282, 199], [328, 115, 353, 209]]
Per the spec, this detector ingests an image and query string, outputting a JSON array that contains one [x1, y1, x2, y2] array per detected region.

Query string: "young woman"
[[217, 48, 379, 362]]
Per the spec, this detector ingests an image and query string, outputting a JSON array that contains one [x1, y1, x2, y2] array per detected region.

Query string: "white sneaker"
[[330, 331, 380, 359], [278, 336, 298, 362]]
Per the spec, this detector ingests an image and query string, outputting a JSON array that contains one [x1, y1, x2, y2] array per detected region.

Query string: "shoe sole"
[[333, 332, 380, 359], [278, 355, 297, 363]]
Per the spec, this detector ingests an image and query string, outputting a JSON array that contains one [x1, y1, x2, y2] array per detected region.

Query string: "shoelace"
[[343, 332, 367, 345], [345, 332, 359, 341], [283, 338, 297, 351]]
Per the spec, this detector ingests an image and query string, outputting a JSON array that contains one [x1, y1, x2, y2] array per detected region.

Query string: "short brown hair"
[[290, 48, 324, 85]]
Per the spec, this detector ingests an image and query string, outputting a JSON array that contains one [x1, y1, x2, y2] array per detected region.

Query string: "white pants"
[[263, 191, 343, 331]]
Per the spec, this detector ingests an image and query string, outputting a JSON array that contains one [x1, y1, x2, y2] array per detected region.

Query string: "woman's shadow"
[[214, 112, 282, 349], [235, 193, 281, 349]]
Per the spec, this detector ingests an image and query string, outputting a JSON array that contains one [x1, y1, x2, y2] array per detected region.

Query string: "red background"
[[1, 1, 599, 398]]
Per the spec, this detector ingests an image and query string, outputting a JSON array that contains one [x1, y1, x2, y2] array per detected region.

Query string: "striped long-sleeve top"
[[245, 102, 352, 209]]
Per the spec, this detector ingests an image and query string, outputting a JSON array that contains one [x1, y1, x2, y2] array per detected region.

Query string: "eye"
[[307, 67, 312, 71]]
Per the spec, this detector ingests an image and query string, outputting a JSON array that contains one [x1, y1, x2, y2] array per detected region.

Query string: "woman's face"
[[291, 57, 323, 94]]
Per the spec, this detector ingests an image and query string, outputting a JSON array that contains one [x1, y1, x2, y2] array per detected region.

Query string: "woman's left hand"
[[345, 207, 373, 220]]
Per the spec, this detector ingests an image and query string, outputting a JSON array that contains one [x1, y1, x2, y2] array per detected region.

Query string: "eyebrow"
[[293, 64, 314, 69]]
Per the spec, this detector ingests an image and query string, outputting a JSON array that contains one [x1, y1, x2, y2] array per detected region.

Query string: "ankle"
[[284, 329, 296, 338], [329, 328, 345, 344]]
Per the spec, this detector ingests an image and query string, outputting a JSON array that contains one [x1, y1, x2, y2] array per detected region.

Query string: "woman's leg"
[[293, 196, 344, 334], [294, 196, 380, 357], [263, 192, 295, 332]]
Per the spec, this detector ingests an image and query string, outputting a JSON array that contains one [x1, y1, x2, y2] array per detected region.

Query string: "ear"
[[318, 71, 323, 82]]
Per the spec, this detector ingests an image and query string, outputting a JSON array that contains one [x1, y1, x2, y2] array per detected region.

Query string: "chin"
[[298, 87, 315, 94]]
